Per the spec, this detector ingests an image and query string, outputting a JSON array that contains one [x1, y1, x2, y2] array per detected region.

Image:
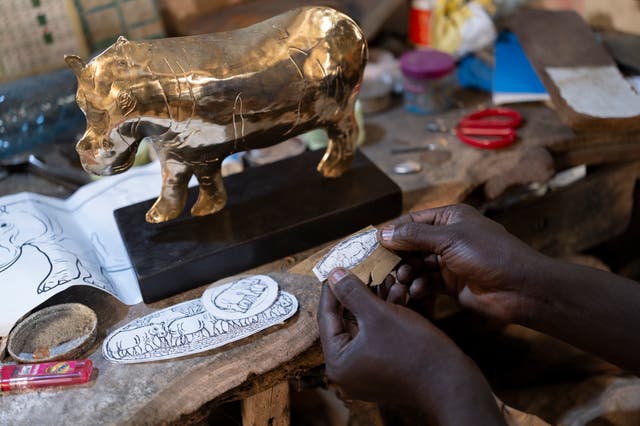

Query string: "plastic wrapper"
[[431, 0, 497, 58]]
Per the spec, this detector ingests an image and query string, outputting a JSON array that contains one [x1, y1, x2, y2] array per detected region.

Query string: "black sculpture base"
[[115, 150, 402, 303]]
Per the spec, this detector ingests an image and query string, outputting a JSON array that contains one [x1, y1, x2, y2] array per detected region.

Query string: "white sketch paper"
[[0, 161, 200, 336], [102, 291, 298, 363], [312, 228, 379, 281], [202, 275, 279, 320]]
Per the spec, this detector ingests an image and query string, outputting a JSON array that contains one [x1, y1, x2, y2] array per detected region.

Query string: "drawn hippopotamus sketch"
[[214, 277, 269, 314], [104, 322, 168, 358], [0, 205, 103, 294], [167, 311, 217, 345], [313, 227, 378, 280], [103, 292, 299, 363], [65, 6, 367, 223], [203, 275, 279, 320]]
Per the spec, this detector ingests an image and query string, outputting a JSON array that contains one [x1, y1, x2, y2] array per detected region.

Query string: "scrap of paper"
[[290, 226, 400, 285], [103, 276, 298, 363]]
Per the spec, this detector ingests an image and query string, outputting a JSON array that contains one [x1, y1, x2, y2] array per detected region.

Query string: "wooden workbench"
[[1, 95, 639, 425]]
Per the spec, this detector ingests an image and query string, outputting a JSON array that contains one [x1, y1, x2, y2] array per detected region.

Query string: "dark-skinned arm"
[[378, 204, 640, 376], [518, 255, 640, 375]]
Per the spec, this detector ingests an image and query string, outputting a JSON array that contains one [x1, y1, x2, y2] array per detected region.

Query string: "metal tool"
[[393, 160, 422, 174], [456, 108, 522, 149], [391, 143, 439, 154]]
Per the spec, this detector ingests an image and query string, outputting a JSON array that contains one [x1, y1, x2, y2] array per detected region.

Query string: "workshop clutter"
[[1, 2, 640, 424], [410, 0, 498, 57]]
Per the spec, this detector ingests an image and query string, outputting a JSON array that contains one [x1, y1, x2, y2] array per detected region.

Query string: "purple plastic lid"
[[400, 49, 455, 80]]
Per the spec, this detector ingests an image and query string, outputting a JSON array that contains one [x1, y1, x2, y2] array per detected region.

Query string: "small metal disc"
[[393, 160, 422, 175]]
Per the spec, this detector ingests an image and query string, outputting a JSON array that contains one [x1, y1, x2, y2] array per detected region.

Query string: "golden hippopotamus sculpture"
[[66, 6, 367, 223]]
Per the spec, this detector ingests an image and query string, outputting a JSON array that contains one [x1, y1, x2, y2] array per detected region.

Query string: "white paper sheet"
[[0, 161, 196, 336], [103, 290, 298, 363]]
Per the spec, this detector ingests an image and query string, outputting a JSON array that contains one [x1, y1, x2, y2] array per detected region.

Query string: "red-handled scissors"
[[456, 108, 522, 149]]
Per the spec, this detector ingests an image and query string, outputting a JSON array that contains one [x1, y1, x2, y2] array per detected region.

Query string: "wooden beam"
[[489, 162, 640, 256], [242, 382, 290, 426]]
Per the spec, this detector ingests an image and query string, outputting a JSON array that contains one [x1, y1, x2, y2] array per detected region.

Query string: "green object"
[[300, 100, 365, 150], [37, 14, 46, 26], [133, 139, 152, 166]]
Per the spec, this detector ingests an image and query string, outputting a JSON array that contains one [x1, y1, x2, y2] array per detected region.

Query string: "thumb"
[[378, 222, 453, 253], [327, 268, 382, 319]]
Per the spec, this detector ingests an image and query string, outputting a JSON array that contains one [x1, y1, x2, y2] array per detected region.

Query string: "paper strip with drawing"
[[103, 278, 298, 363], [291, 226, 401, 285]]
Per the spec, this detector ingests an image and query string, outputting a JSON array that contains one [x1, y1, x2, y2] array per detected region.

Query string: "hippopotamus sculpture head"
[[65, 37, 145, 176]]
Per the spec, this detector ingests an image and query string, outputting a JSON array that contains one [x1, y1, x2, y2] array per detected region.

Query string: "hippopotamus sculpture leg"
[[190, 163, 227, 217], [318, 104, 358, 178], [146, 157, 194, 223]]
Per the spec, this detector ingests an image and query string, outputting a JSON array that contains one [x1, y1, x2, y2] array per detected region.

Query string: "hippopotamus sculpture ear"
[[65, 54, 85, 78]]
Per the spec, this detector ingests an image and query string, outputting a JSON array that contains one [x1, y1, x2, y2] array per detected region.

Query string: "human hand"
[[377, 204, 548, 323], [317, 268, 505, 424]]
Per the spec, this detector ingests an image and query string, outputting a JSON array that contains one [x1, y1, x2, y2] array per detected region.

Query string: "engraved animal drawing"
[[103, 293, 298, 362], [314, 228, 378, 279], [66, 6, 368, 223], [214, 277, 269, 314], [107, 322, 168, 358], [0, 205, 102, 294]]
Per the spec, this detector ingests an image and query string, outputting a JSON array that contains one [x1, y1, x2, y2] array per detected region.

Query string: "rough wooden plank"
[[345, 401, 385, 426], [601, 30, 640, 73], [241, 381, 290, 426], [489, 162, 640, 256], [472, 146, 555, 200], [551, 140, 640, 170], [509, 9, 640, 132]]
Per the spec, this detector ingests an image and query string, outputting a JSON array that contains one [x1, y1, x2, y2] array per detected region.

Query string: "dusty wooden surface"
[[0, 269, 323, 426], [490, 161, 640, 256], [241, 381, 290, 426], [1, 96, 640, 424], [360, 99, 640, 211]]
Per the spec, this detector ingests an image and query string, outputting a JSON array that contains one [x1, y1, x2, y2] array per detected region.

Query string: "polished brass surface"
[[66, 6, 367, 223]]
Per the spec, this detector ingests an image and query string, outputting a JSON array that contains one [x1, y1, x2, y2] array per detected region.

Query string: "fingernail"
[[380, 225, 394, 241], [328, 267, 348, 285]]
